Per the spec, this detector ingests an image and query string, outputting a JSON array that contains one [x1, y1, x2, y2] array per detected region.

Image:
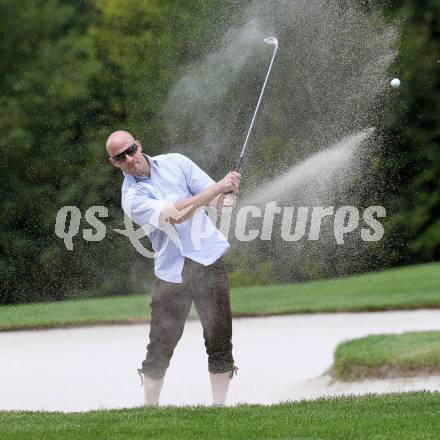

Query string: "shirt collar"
[[145, 154, 159, 168]]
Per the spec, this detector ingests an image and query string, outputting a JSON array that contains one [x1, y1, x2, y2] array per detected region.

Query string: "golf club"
[[235, 36, 279, 172], [223, 36, 278, 207]]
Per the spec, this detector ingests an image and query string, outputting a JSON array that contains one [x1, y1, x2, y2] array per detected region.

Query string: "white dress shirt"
[[121, 153, 229, 283]]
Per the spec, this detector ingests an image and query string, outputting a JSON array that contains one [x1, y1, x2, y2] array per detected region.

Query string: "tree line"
[[1, 0, 438, 304]]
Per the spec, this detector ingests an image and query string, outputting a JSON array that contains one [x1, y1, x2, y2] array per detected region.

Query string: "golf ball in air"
[[391, 78, 401, 89]]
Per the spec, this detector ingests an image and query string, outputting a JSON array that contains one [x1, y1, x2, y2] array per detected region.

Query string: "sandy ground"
[[1, 309, 440, 412]]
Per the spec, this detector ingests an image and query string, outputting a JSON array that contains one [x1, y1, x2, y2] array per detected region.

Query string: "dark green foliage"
[[0, 0, 438, 304], [376, 0, 440, 266], [0, 0, 237, 304]]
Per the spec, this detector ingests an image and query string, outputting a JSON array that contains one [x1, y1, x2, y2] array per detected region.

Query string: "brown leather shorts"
[[141, 257, 236, 379]]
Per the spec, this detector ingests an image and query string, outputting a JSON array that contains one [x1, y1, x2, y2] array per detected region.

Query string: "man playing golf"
[[106, 130, 240, 406]]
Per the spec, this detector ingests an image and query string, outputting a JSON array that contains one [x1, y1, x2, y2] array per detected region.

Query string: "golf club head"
[[264, 37, 278, 49]]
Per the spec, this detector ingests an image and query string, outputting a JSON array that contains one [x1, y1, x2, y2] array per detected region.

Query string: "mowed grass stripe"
[[333, 331, 440, 380], [1, 392, 440, 440], [0, 295, 151, 330], [232, 262, 440, 315], [1, 262, 439, 331]]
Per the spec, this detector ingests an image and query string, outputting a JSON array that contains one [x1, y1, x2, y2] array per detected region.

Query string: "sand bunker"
[[1, 309, 440, 412]]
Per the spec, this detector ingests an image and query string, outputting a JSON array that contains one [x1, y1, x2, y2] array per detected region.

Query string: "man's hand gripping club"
[[160, 171, 241, 225]]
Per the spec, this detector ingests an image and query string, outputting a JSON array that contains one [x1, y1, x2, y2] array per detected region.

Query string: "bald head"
[[105, 130, 150, 177], [106, 130, 135, 156]]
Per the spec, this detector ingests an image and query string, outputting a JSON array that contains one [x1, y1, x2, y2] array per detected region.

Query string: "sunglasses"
[[110, 142, 138, 162]]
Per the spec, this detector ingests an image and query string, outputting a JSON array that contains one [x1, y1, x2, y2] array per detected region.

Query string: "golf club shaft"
[[223, 37, 278, 208], [235, 40, 278, 171]]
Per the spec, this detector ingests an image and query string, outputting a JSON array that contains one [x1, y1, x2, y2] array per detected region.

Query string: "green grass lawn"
[[332, 331, 440, 380], [1, 392, 439, 440], [1, 262, 439, 331]]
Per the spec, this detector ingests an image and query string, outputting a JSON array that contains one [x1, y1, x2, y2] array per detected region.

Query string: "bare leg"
[[143, 376, 164, 407], [210, 372, 231, 406]]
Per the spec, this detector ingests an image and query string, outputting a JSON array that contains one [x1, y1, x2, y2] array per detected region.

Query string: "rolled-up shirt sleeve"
[[121, 183, 185, 252], [122, 183, 169, 230], [174, 153, 215, 195]]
